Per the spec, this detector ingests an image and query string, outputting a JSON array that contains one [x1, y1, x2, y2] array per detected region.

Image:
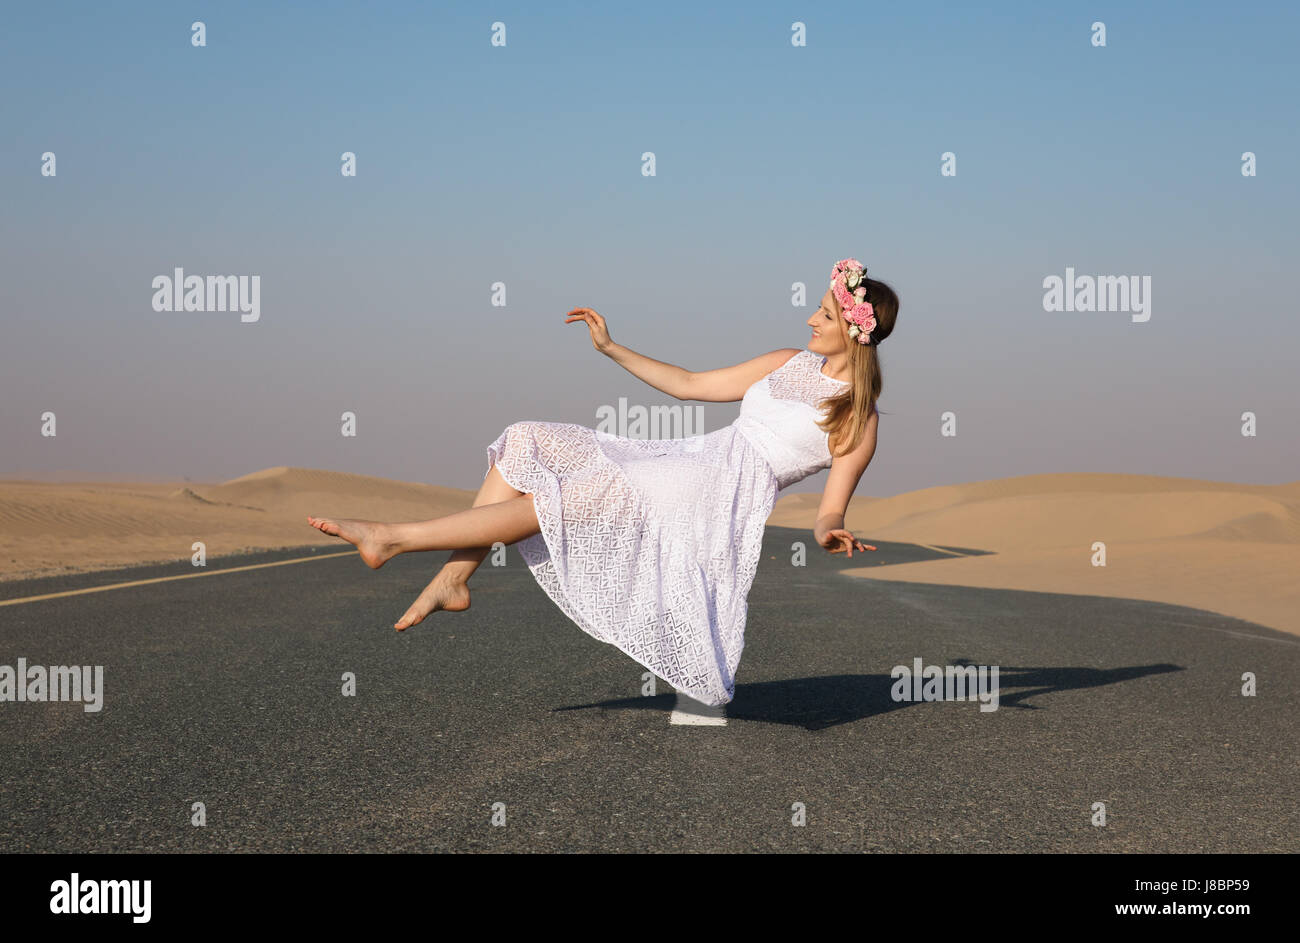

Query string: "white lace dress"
[[483, 348, 851, 706]]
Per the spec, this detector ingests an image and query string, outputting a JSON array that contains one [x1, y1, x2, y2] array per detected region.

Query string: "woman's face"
[[807, 288, 844, 353]]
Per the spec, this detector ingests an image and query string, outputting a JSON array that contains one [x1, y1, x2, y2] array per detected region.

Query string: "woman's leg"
[[434, 463, 526, 581], [306, 469, 539, 567], [393, 464, 526, 630], [307, 463, 536, 630]]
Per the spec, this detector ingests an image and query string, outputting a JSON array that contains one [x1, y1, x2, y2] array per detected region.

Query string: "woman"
[[308, 258, 898, 706]]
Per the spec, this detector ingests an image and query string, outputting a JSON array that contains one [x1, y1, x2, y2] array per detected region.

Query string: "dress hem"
[[484, 429, 735, 707]]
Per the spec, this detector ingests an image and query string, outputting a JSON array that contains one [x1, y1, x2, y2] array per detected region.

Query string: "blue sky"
[[2, 1, 1296, 495]]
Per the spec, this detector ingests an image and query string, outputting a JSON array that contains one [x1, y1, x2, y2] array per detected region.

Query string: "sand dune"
[[767, 473, 1300, 637], [0, 468, 475, 581], [2, 467, 1296, 639]]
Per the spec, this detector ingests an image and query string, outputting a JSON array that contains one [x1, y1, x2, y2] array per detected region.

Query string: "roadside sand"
[[768, 474, 1300, 637], [3, 468, 1295, 638]]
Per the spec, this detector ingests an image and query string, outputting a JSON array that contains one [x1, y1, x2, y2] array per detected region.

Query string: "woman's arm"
[[815, 410, 879, 555], [678, 348, 802, 402], [565, 306, 797, 403], [601, 342, 696, 400]]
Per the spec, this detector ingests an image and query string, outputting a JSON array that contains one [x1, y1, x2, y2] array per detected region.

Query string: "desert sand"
[[0, 468, 476, 582], [768, 473, 1300, 638], [2, 468, 1297, 638]]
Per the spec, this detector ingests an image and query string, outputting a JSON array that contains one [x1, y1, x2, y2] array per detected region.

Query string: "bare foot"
[[395, 575, 471, 631], [306, 515, 399, 569]]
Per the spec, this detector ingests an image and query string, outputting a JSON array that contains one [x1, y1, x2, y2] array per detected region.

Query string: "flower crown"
[[830, 258, 877, 345]]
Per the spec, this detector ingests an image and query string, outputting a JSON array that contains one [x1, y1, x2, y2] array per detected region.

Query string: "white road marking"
[[669, 690, 727, 725], [0, 550, 355, 607]]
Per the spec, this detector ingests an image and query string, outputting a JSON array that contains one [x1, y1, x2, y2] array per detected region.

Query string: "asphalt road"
[[1, 529, 1296, 853]]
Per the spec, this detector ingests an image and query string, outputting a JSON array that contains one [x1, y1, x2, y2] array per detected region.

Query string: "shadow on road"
[[554, 662, 1184, 730]]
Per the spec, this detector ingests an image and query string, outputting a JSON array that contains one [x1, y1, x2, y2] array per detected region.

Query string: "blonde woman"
[[309, 259, 898, 706]]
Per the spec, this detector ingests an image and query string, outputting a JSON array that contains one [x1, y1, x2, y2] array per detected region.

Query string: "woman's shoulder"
[[756, 348, 805, 376], [776, 348, 809, 368]]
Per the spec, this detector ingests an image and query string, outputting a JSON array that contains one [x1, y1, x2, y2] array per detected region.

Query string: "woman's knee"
[[485, 462, 524, 498]]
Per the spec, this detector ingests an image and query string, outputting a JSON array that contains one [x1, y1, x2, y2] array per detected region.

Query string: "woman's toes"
[[307, 516, 340, 537], [395, 600, 431, 631]]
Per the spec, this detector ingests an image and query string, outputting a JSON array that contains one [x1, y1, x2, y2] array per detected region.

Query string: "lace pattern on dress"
[[767, 349, 849, 409]]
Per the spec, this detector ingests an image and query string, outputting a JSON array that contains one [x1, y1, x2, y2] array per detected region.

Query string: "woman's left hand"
[[818, 529, 875, 557]]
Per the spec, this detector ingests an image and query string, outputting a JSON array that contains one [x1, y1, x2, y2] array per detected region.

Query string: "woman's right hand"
[[565, 307, 614, 354]]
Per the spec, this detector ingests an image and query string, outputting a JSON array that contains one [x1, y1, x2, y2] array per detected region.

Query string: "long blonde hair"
[[815, 275, 899, 457]]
